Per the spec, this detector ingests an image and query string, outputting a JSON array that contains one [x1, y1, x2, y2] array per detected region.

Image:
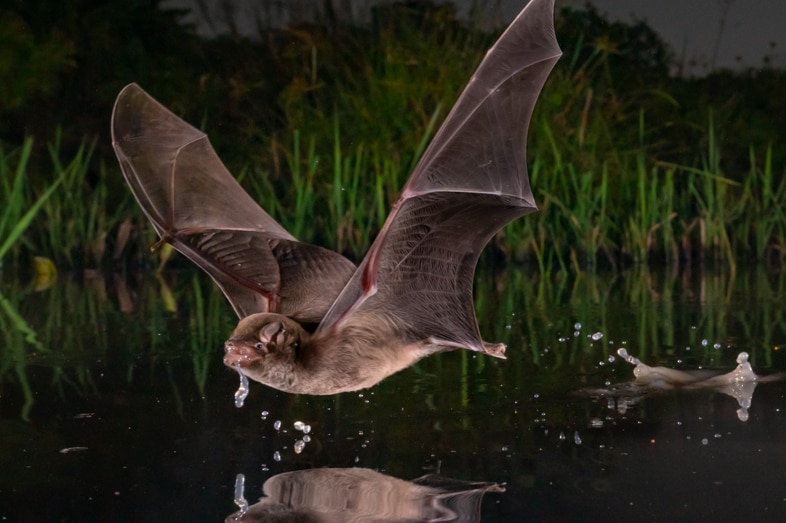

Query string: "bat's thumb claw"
[[482, 342, 507, 360]]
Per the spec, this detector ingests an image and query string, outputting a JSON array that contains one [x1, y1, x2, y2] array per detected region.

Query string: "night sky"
[[558, 0, 786, 74], [164, 0, 786, 76]]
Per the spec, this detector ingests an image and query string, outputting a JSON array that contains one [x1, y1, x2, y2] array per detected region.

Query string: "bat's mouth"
[[223, 341, 264, 367]]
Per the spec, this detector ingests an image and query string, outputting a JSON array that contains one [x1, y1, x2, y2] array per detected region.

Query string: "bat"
[[111, 0, 561, 395]]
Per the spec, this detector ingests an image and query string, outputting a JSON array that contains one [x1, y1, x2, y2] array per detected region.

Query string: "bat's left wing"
[[112, 84, 355, 321], [316, 0, 561, 352]]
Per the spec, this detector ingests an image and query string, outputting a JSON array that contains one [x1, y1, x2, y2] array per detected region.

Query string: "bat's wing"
[[317, 0, 561, 351], [112, 83, 355, 321]]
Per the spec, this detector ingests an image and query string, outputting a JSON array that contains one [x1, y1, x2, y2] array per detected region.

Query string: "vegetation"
[[1, 0, 785, 272]]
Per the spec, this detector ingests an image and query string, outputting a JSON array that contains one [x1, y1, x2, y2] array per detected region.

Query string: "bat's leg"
[[481, 342, 507, 359], [425, 338, 506, 359]]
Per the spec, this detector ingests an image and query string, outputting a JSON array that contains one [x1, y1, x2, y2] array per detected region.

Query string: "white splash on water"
[[616, 348, 641, 366], [233, 473, 248, 515], [233, 363, 249, 408], [614, 348, 777, 422]]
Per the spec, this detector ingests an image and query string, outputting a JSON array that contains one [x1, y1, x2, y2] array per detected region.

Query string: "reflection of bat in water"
[[228, 467, 503, 523], [111, 0, 561, 395]]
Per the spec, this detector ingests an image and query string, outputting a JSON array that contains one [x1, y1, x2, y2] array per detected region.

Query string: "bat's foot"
[[482, 342, 507, 359]]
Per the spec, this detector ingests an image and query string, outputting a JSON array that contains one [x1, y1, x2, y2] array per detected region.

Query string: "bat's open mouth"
[[223, 342, 261, 367]]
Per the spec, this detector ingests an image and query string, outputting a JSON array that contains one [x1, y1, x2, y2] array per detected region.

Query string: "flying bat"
[[111, 0, 561, 395]]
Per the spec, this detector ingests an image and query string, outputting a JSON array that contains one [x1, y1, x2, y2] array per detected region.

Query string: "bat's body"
[[224, 312, 435, 394], [111, 0, 561, 395]]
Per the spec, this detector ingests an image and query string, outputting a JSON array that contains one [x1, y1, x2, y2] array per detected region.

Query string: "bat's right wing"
[[112, 84, 355, 320], [316, 0, 561, 351]]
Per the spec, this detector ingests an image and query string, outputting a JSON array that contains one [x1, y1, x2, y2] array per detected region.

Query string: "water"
[[1, 265, 785, 521]]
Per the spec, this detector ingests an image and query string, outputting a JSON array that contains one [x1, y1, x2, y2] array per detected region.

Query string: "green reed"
[[0, 138, 63, 263], [4, 108, 785, 276], [34, 131, 133, 267], [741, 143, 786, 260]]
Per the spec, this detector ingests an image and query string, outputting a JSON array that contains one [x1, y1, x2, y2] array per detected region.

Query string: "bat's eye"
[[254, 341, 266, 352]]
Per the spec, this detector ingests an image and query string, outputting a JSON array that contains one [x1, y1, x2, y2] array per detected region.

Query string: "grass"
[[0, 138, 63, 264], [2, 110, 785, 274], [1, 6, 784, 272]]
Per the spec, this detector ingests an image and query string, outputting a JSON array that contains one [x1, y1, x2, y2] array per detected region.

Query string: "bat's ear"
[[257, 317, 306, 354], [259, 321, 283, 344]]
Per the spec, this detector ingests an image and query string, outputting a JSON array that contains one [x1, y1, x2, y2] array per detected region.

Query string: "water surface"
[[1, 265, 785, 521]]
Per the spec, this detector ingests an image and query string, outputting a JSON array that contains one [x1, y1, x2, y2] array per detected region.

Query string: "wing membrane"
[[112, 84, 355, 319], [318, 0, 561, 350]]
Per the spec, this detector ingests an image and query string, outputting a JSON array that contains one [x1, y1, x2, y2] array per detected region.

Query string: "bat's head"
[[224, 313, 307, 390]]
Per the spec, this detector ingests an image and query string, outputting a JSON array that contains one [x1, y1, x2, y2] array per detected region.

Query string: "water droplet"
[[574, 322, 582, 330], [303, 435, 311, 443], [701, 438, 708, 445], [573, 431, 582, 445], [260, 410, 269, 420], [608, 355, 616, 363], [701, 339, 708, 347], [273, 451, 281, 461], [294, 421, 305, 431], [713, 343, 721, 349], [233, 364, 249, 408], [233, 474, 248, 515], [559, 432, 566, 441], [303, 424, 311, 434], [294, 440, 306, 454], [273, 420, 282, 431], [591, 332, 603, 341]]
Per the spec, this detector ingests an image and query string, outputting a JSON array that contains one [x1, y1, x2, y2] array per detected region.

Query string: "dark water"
[[1, 265, 785, 521]]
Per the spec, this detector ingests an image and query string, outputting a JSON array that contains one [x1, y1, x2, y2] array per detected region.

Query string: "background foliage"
[[1, 0, 784, 270]]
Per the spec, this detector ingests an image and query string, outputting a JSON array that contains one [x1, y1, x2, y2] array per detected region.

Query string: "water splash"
[[613, 348, 784, 422], [233, 473, 248, 515], [233, 363, 249, 408], [616, 348, 640, 366], [728, 352, 755, 383]]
